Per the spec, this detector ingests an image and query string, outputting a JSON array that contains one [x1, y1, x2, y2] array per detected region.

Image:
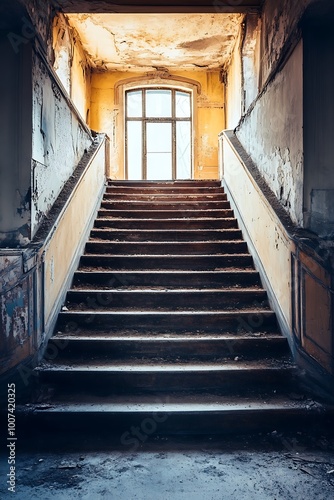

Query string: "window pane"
[[127, 121, 142, 179], [176, 121, 191, 179], [147, 123, 172, 153], [147, 153, 172, 180], [146, 122, 172, 179], [176, 91, 191, 118], [146, 90, 172, 117], [127, 90, 142, 117]]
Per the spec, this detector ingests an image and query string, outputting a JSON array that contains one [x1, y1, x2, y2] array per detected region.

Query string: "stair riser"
[[85, 241, 248, 255], [20, 411, 332, 442], [104, 193, 228, 202], [108, 181, 221, 187], [98, 209, 234, 219], [48, 338, 289, 361], [57, 311, 277, 333], [90, 229, 243, 242], [101, 201, 231, 212], [65, 290, 268, 310], [94, 219, 238, 229], [79, 255, 254, 270], [101, 202, 231, 211], [38, 369, 295, 395], [106, 187, 224, 195], [72, 271, 261, 288]]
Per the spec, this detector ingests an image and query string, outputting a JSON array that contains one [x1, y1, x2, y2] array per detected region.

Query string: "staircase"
[[21, 180, 331, 444]]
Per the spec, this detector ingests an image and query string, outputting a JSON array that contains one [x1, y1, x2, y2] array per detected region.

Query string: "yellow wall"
[[90, 70, 225, 179], [53, 14, 91, 123], [71, 38, 91, 122], [44, 143, 106, 325], [223, 137, 293, 329], [226, 29, 242, 129]]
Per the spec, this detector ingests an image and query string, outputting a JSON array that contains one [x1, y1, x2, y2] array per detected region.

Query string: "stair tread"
[[59, 308, 273, 314], [91, 228, 239, 231], [83, 253, 252, 257], [99, 209, 230, 212], [74, 270, 259, 274], [96, 217, 237, 221], [68, 287, 264, 293], [102, 200, 228, 203], [21, 395, 322, 413], [38, 358, 294, 371], [53, 326, 280, 335], [88, 240, 245, 244], [51, 333, 285, 341]]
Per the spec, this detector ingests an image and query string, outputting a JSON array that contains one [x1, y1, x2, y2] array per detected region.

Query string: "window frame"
[[125, 86, 194, 180]]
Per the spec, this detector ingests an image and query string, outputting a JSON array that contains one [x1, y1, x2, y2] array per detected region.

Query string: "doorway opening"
[[125, 87, 192, 180]]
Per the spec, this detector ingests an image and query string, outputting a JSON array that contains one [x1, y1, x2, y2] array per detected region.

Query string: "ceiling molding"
[[53, 0, 262, 14]]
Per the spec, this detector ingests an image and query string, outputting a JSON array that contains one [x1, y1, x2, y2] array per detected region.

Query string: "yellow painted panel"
[[44, 146, 105, 322], [223, 136, 293, 326]]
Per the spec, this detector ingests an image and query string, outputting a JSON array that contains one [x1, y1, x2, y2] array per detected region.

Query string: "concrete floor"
[[1, 434, 334, 499]]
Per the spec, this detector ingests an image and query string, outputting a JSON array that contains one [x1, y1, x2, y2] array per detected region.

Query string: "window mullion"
[[143, 90, 146, 179]]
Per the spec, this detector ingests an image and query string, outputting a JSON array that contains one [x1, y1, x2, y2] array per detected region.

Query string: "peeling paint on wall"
[[31, 52, 92, 236], [260, 0, 310, 86], [236, 41, 304, 225], [53, 13, 92, 120], [0, 253, 34, 374]]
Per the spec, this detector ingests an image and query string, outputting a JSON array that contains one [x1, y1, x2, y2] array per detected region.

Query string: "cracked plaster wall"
[[227, 1, 306, 226], [236, 40, 303, 225], [226, 26, 242, 130], [31, 51, 92, 236], [53, 13, 91, 122]]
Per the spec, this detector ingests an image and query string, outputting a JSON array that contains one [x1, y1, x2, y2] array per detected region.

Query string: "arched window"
[[125, 88, 192, 180]]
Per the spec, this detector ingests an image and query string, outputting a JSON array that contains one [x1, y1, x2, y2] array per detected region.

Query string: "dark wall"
[[303, 12, 334, 237], [0, 1, 33, 246]]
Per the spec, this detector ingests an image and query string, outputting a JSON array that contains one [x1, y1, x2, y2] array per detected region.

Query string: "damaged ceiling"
[[66, 13, 243, 71]]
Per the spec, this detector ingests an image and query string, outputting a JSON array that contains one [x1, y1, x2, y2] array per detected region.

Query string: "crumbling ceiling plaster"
[[66, 13, 243, 71]]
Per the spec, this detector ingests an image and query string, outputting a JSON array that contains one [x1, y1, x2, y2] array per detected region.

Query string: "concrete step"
[[35, 359, 296, 396], [85, 240, 248, 255], [108, 180, 221, 187], [64, 288, 268, 311], [79, 254, 254, 270], [94, 217, 238, 229], [103, 192, 228, 201], [98, 209, 234, 219], [48, 333, 289, 361], [101, 200, 231, 210], [18, 395, 333, 440], [56, 309, 277, 333], [106, 186, 224, 195], [89, 228, 243, 242], [72, 270, 261, 289]]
